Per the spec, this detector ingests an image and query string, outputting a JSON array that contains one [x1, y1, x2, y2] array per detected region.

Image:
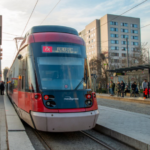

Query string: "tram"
[[7, 25, 99, 132]]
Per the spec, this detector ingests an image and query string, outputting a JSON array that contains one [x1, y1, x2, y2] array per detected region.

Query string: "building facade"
[[79, 19, 100, 61], [79, 14, 141, 66]]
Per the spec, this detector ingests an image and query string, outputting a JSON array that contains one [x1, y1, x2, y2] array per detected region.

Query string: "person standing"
[[109, 81, 114, 96], [112, 82, 115, 95], [131, 81, 137, 97], [142, 79, 148, 99], [0, 81, 5, 95], [116, 81, 121, 97], [121, 81, 125, 97]]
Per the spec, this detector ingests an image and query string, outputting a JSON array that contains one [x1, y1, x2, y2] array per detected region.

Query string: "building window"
[[91, 39, 93, 43], [110, 34, 118, 38], [112, 59, 119, 63], [110, 21, 118, 25], [131, 24, 138, 28], [89, 35, 90, 38], [131, 36, 138, 40], [131, 42, 138, 46], [122, 53, 126, 57], [89, 41, 90, 44], [131, 30, 138, 34], [131, 48, 138, 51], [122, 47, 129, 51], [121, 23, 128, 26], [110, 27, 118, 32], [110, 46, 119, 50], [111, 40, 119, 44], [121, 29, 128, 33], [121, 35, 129, 39], [121, 41, 129, 45], [89, 30, 90, 33], [111, 53, 119, 56]]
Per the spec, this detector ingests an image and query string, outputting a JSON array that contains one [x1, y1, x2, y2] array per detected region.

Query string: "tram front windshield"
[[36, 44, 91, 90]]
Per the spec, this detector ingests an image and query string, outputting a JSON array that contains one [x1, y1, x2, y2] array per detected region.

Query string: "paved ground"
[[97, 98, 150, 115], [0, 95, 8, 150], [97, 105, 150, 149]]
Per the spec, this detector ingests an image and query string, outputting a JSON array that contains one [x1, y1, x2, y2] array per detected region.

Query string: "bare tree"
[[121, 43, 149, 67], [89, 52, 115, 89], [3, 67, 9, 82]]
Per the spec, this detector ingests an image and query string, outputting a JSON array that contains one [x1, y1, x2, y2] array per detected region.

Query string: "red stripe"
[[20, 32, 85, 49]]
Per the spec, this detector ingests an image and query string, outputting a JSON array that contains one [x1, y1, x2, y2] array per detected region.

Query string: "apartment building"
[[79, 19, 100, 60], [79, 14, 141, 65]]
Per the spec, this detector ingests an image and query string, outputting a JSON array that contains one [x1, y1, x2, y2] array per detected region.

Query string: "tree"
[[89, 52, 115, 89], [121, 43, 149, 67], [3, 67, 9, 82]]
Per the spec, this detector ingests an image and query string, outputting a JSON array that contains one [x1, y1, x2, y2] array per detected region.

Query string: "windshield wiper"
[[75, 78, 84, 90]]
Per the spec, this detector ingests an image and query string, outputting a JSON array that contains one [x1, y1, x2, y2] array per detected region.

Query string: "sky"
[[0, 0, 150, 71]]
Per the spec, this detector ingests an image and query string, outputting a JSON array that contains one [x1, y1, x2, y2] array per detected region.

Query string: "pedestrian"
[[109, 81, 114, 96], [112, 82, 115, 95], [142, 79, 148, 99], [0, 81, 5, 95], [131, 81, 137, 97], [120, 81, 125, 97], [107, 83, 110, 94], [116, 81, 121, 97], [124, 85, 130, 96]]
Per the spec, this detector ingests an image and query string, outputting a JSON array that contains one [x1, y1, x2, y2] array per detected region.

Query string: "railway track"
[[33, 130, 51, 150], [80, 131, 116, 150], [33, 129, 116, 150]]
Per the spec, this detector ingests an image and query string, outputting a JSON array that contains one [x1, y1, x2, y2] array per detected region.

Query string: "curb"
[[96, 94, 150, 105], [95, 124, 150, 150]]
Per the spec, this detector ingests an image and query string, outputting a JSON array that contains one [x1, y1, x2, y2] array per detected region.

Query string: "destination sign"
[[42, 45, 81, 55]]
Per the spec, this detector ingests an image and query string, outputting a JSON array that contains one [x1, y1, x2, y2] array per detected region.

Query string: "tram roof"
[[107, 64, 150, 73], [25, 25, 79, 37]]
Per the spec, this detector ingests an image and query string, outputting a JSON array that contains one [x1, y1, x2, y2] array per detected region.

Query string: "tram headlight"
[[85, 100, 92, 106], [85, 94, 91, 99], [44, 95, 49, 100], [46, 101, 51, 106]]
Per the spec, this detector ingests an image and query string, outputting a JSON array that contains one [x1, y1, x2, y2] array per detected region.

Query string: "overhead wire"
[[2, 32, 19, 36], [21, 0, 39, 37], [40, 0, 61, 25]]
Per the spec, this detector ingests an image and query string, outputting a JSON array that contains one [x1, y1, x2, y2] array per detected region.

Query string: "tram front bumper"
[[31, 110, 99, 132]]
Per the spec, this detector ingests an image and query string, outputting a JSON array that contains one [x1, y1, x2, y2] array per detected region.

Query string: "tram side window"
[[25, 56, 37, 92]]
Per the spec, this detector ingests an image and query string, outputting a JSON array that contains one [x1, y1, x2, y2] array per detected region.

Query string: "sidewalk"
[[96, 105, 150, 150], [96, 93, 150, 105], [3, 95, 34, 150], [0, 95, 8, 150]]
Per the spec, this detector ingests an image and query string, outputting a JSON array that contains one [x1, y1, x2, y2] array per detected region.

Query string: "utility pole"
[[126, 37, 129, 67]]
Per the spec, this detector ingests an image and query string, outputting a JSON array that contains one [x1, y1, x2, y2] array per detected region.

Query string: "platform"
[[96, 93, 150, 105], [96, 105, 150, 150], [4, 95, 35, 150]]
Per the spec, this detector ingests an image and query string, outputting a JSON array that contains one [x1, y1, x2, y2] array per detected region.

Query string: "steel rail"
[[80, 131, 116, 150], [33, 130, 51, 150]]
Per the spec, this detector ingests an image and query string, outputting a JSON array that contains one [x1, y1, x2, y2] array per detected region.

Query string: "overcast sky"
[[0, 0, 150, 71]]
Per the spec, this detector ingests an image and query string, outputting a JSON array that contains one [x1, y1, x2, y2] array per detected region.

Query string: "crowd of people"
[[108, 79, 148, 99]]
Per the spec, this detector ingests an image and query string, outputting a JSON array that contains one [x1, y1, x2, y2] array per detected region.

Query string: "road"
[[97, 98, 150, 115]]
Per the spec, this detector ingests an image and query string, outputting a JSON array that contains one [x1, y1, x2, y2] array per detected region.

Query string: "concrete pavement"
[[4, 95, 34, 150], [96, 105, 150, 150], [0, 95, 7, 150]]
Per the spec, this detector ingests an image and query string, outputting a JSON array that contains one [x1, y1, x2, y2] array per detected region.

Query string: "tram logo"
[[43, 46, 53, 53], [64, 96, 79, 101]]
